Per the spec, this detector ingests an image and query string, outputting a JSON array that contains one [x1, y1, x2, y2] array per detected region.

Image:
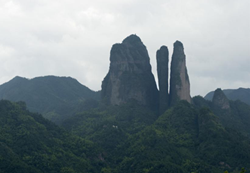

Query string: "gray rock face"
[[101, 34, 158, 110], [156, 46, 169, 114], [212, 88, 230, 109], [169, 41, 191, 106]]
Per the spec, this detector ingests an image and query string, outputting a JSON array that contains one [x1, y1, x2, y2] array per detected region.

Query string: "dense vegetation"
[[1, 96, 249, 172], [0, 100, 102, 173], [62, 101, 250, 173], [193, 96, 250, 138]]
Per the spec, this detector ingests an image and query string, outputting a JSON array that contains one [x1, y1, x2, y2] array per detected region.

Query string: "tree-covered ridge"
[[193, 95, 250, 138], [114, 102, 250, 173], [0, 84, 249, 173], [62, 102, 157, 168], [0, 76, 100, 124], [62, 101, 250, 173], [0, 100, 102, 173], [0, 98, 249, 173]]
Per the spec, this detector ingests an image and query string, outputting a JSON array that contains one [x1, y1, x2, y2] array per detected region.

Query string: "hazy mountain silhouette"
[[204, 88, 250, 105], [0, 76, 100, 124]]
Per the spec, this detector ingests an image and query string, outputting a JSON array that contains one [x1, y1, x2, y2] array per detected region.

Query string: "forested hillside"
[[1, 98, 249, 172], [0, 100, 103, 173], [0, 76, 100, 124], [62, 101, 250, 173], [193, 94, 250, 138]]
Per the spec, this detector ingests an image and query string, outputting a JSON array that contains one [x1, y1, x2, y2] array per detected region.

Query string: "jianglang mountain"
[[101, 34, 191, 114], [0, 34, 249, 173]]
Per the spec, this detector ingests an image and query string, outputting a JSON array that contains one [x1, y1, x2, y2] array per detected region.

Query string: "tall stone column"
[[156, 46, 169, 114], [169, 41, 191, 106]]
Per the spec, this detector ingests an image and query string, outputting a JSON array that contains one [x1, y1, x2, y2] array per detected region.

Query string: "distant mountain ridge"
[[0, 76, 100, 124], [204, 88, 250, 105]]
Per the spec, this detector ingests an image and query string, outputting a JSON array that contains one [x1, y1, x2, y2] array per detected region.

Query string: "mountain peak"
[[12, 76, 28, 81], [174, 40, 183, 48], [169, 40, 191, 106], [212, 88, 230, 109], [156, 45, 169, 114], [101, 35, 158, 110], [122, 34, 142, 45], [0, 76, 100, 124]]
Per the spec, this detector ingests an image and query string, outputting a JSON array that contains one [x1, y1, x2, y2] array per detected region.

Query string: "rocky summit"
[[212, 88, 230, 109], [169, 41, 191, 106], [102, 35, 192, 112], [156, 46, 169, 114], [101, 34, 158, 110]]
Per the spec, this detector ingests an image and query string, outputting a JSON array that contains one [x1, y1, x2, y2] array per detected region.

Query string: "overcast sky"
[[0, 0, 249, 96]]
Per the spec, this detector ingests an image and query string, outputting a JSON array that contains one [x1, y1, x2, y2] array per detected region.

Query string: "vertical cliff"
[[156, 46, 169, 114], [169, 41, 191, 106], [101, 35, 158, 110]]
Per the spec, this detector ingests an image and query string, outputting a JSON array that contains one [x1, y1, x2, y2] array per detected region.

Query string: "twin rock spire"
[[101, 34, 191, 113]]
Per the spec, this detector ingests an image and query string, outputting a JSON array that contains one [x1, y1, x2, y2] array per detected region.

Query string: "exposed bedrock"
[[169, 41, 191, 106], [156, 46, 169, 114], [101, 34, 159, 111]]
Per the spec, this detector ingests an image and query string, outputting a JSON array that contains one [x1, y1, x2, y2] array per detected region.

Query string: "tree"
[[240, 168, 246, 173]]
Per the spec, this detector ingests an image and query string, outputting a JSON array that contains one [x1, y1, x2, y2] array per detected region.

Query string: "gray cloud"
[[0, 0, 249, 96]]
